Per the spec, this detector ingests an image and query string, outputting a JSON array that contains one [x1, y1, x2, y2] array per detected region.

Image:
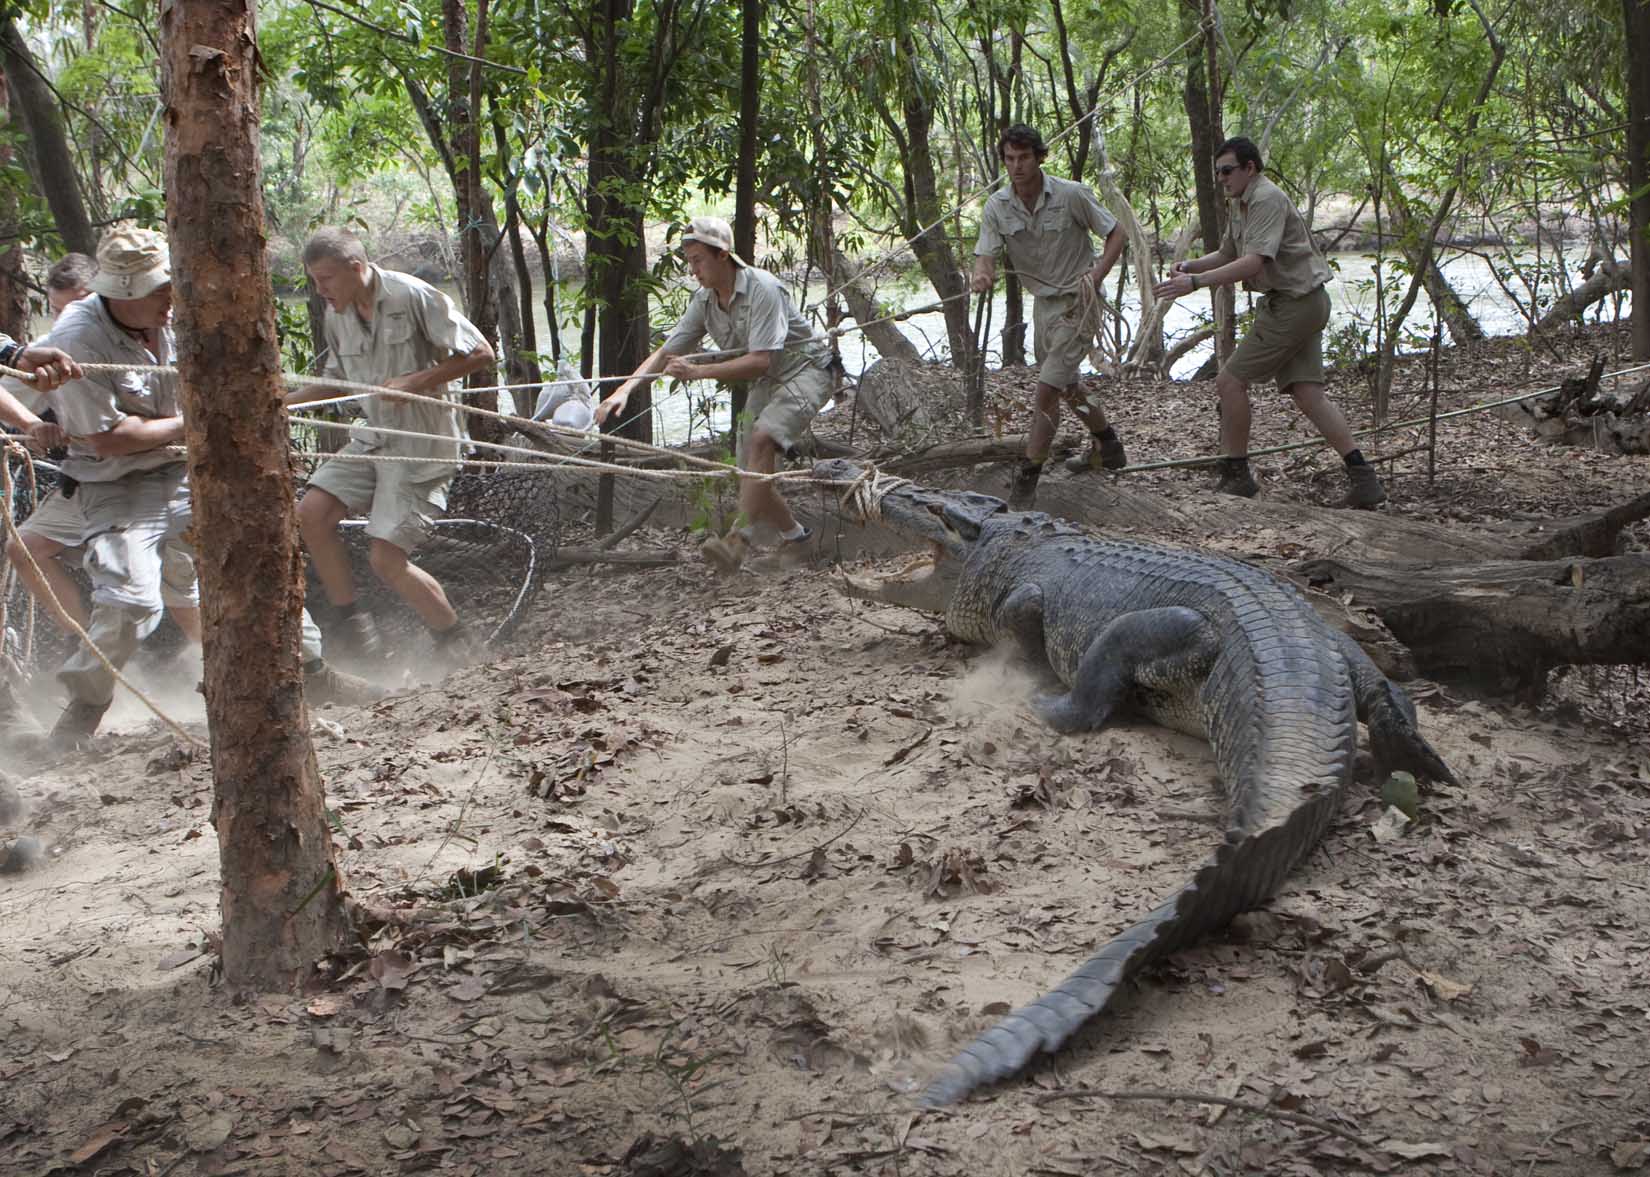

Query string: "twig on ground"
[[717, 808, 867, 870], [1030, 1086, 1375, 1151]]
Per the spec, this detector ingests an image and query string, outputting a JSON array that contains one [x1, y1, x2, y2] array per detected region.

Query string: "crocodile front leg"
[[1034, 606, 1216, 733]]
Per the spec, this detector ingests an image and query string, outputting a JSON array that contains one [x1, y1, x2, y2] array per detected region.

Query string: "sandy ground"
[[3, 326, 1649, 1176]]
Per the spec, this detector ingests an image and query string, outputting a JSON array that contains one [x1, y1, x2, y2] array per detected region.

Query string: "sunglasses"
[[1216, 164, 1243, 177]]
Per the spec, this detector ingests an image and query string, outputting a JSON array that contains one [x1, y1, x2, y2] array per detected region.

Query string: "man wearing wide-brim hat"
[[596, 216, 834, 574]]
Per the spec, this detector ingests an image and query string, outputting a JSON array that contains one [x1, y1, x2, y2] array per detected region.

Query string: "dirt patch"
[[4, 325, 1650, 1176]]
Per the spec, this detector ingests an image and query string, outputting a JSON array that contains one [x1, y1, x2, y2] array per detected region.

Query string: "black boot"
[[1213, 456, 1259, 498], [1009, 459, 1043, 509]]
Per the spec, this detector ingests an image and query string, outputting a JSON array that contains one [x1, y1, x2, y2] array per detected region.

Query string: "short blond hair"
[[302, 227, 370, 268]]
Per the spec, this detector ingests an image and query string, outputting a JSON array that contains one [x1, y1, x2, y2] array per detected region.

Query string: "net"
[[2, 448, 562, 679]]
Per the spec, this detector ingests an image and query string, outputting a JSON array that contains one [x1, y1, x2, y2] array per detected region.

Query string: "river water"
[[474, 243, 1624, 446]]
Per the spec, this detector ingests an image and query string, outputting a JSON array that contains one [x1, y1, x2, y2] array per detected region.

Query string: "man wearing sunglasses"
[[1154, 137, 1386, 508]]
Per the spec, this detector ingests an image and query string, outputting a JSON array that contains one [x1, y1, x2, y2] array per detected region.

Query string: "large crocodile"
[[816, 460, 1456, 1106]]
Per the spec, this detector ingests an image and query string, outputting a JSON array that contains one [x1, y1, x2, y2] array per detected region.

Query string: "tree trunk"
[[1625, 0, 1650, 359], [0, 71, 27, 340], [734, 0, 760, 263], [1388, 187, 1485, 344], [894, 31, 976, 376], [586, 0, 653, 447], [1535, 259, 1631, 332], [1296, 554, 1650, 692], [830, 247, 921, 364], [0, 19, 96, 254], [160, 0, 351, 989], [1180, 0, 1230, 366]]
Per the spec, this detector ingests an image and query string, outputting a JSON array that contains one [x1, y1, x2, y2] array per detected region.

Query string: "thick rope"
[[0, 442, 203, 750]]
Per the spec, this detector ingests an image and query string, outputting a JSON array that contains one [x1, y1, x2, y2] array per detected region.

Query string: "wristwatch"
[[1189, 274, 1199, 291], [0, 338, 19, 367]]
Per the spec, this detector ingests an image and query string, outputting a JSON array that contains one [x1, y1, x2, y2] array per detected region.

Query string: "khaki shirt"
[[1218, 175, 1331, 297], [663, 265, 829, 382], [975, 173, 1118, 298], [40, 295, 182, 483], [321, 266, 488, 476]]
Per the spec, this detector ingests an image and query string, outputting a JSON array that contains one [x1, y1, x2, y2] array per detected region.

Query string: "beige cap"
[[89, 224, 171, 299], [680, 216, 746, 267]]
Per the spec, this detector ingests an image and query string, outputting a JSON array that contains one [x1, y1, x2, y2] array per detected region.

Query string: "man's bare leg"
[[738, 431, 799, 535], [1286, 381, 1356, 455], [296, 488, 358, 605], [367, 539, 458, 631], [6, 532, 88, 631], [168, 605, 203, 645], [1215, 371, 1253, 456], [1025, 382, 1064, 463]]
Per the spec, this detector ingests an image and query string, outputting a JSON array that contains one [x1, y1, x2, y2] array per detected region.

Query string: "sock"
[[780, 523, 807, 541], [1344, 449, 1368, 467], [1017, 458, 1044, 479], [1095, 426, 1118, 442]]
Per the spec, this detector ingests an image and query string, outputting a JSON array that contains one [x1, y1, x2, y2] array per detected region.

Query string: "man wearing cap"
[[1, 254, 201, 644], [971, 123, 1129, 508], [12, 226, 373, 750], [595, 217, 833, 573], [285, 227, 494, 663], [1153, 136, 1386, 508]]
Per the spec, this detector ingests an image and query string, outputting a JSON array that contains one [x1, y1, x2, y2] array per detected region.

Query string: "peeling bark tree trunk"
[[161, 0, 351, 988], [0, 19, 96, 254], [1624, 0, 1650, 359]]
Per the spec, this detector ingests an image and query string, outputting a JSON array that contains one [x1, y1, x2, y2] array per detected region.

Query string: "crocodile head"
[[813, 459, 1008, 558], [814, 458, 1011, 614]]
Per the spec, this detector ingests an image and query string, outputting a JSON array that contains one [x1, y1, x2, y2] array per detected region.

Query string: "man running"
[[1153, 136, 1386, 507]]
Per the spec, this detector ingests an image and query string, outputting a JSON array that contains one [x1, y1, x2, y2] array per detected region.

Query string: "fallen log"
[[1295, 553, 1650, 692]]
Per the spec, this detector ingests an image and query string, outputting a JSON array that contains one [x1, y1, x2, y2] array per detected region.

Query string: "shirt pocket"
[[1039, 205, 1073, 234]]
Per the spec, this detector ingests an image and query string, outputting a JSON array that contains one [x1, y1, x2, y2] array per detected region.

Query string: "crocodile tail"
[[918, 797, 1336, 1107]]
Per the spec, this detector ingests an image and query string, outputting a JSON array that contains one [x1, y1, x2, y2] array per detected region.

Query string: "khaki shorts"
[[15, 487, 198, 607], [739, 363, 833, 465], [17, 488, 86, 547], [1032, 292, 1091, 389], [75, 466, 198, 612], [1223, 285, 1331, 391], [307, 448, 452, 554]]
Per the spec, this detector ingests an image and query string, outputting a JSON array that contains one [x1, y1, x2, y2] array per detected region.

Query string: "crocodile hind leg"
[[1034, 606, 1214, 733], [1331, 632, 1457, 785]]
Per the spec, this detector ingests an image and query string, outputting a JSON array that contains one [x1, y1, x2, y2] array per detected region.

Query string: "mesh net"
[[2, 448, 563, 678]]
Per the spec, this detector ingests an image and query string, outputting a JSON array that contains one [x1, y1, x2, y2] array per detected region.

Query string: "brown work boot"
[[1213, 456, 1259, 498], [50, 699, 110, 752], [1063, 433, 1128, 473], [1343, 463, 1388, 509], [304, 659, 386, 707], [432, 622, 487, 669], [700, 529, 750, 575], [333, 608, 383, 661]]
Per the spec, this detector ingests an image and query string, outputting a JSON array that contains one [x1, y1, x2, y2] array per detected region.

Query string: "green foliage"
[[0, 0, 1635, 377]]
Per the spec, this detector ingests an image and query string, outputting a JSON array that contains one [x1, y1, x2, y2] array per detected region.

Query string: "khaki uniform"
[[35, 296, 197, 705], [308, 266, 487, 552], [976, 174, 1118, 387], [663, 265, 832, 463], [1216, 176, 1334, 390]]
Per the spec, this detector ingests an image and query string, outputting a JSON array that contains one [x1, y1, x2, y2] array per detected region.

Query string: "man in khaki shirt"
[[285, 227, 494, 661], [972, 123, 1128, 507], [1154, 136, 1386, 508]]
